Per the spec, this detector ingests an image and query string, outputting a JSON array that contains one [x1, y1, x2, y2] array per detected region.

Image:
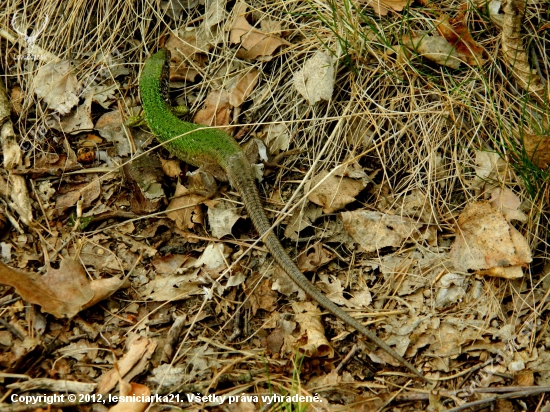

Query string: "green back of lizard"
[[139, 48, 242, 170]]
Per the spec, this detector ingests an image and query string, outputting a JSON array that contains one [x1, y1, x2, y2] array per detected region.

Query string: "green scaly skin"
[[139, 48, 428, 382]]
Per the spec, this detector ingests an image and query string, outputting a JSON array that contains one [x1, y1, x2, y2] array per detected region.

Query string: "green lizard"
[[137, 48, 427, 382]]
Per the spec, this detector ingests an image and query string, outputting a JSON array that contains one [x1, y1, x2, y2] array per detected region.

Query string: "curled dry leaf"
[[229, 1, 287, 60], [54, 176, 101, 218], [501, 0, 547, 104], [450, 201, 532, 278], [293, 51, 335, 105], [264, 123, 290, 153], [246, 278, 278, 315], [33, 60, 81, 115], [284, 203, 322, 241], [141, 268, 206, 302], [342, 210, 424, 252], [96, 111, 131, 156], [0, 259, 128, 318], [292, 302, 334, 358], [435, 273, 467, 309], [55, 94, 94, 133], [470, 150, 512, 191]]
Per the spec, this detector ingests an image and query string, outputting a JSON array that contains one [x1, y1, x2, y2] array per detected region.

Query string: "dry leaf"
[[284, 203, 322, 241], [450, 201, 532, 278], [292, 302, 334, 358], [470, 150, 511, 190], [96, 111, 130, 156], [152, 254, 189, 274], [272, 265, 306, 300], [166, 182, 206, 230], [165, 33, 205, 82], [435, 273, 467, 309], [228, 69, 260, 107], [193, 89, 231, 127], [54, 177, 101, 217], [264, 123, 291, 153], [33, 60, 80, 115], [97, 336, 156, 394], [141, 269, 206, 302], [294, 51, 335, 105], [342, 210, 423, 252], [523, 133, 550, 169], [436, 14, 485, 65], [306, 170, 366, 213], [501, 0, 548, 104], [297, 243, 334, 272], [246, 277, 278, 315], [49, 94, 94, 133], [403, 35, 462, 69], [364, 0, 412, 16], [0, 259, 128, 318], [230, 1, 286, 60], [207, 200, 241, 238], [489, 187, 526, 222], [191, 243, 228, 273]]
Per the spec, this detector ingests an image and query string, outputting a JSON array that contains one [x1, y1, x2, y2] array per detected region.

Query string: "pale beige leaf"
[[141, 270, 206, 302], [342, 210, 423, 252], [207, 200, 241, 238], [293, 51, 335, 105], [264, 123, 291, 153], [33, 60, 81, 115], [489, 187, 526, 222], [59, 95, 94, 133], [450, 201, 532, 276], [96, 111, 130, 156], [297, 244, 334, 273]]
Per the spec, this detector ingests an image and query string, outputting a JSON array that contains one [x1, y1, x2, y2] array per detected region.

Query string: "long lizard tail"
[[225, 154, 427, 382]]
